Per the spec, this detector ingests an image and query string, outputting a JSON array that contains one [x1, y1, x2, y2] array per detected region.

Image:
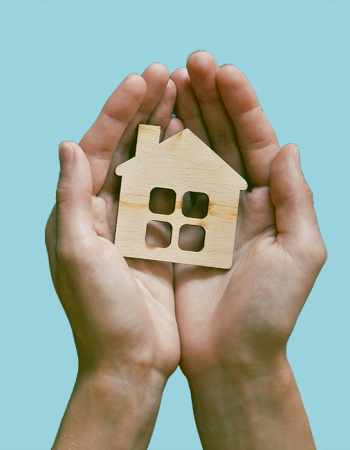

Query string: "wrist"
[[76, 363, 167, 409], [54, 366, 166, 450], [76, 336, 176, 382], [186, 351, 290, 391], [186, 354, 315, 450], [181, 337, 288, 379]]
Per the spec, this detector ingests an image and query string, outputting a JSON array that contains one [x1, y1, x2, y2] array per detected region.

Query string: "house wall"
[[115, 168, 241, 269]]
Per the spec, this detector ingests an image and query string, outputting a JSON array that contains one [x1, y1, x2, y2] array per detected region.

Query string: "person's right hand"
[[45, 65, 182, 450]]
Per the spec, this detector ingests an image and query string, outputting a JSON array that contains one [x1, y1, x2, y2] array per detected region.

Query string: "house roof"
[[116, 126, 248, 190]]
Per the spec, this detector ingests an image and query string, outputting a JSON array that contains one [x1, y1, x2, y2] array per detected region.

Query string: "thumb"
[[56, 142, 94, 246], [270, 144, 324, 256]]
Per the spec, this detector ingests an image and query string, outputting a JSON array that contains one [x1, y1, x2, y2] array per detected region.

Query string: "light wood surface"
[[115, 125, 247, 269]]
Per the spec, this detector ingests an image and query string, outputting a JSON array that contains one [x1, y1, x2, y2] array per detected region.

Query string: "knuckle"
[[298, 237, 327, 269]]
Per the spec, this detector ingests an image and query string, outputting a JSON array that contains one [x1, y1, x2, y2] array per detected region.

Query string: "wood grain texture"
[[115, 125, 247, 269]]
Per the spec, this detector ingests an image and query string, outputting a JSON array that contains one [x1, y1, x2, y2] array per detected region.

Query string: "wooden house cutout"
[[115, 125, 247, 269]]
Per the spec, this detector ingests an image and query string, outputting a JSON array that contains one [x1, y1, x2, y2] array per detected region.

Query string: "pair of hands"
[[46, 51, 326, 450]]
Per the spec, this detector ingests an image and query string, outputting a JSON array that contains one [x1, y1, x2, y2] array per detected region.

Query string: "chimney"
[[135, 125, 161, 157]]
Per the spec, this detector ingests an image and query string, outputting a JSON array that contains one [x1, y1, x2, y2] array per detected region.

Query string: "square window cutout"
[[178, 224, 205, 252], [149, 187, 176, 215], [182, 191, 209, 218], [145, 221, 172, 248]]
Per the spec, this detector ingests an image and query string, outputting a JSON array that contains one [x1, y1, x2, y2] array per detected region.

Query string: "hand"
[[45, 65, 181, 449], [172, 51, 326, 376], [171, 52, 326, 449]]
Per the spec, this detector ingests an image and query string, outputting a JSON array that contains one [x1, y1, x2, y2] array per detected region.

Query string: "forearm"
[[187, 355, 316, 450], [53, 366, 166, 450]]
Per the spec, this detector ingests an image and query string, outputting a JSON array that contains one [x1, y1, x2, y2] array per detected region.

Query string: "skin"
[[171, 52, 327, 449], [45, 64, 182, 450], [45, 52, 326, 449]]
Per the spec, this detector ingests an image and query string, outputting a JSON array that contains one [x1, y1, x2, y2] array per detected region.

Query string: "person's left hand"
[[171, 51, 326, 377], [170, 52, 325, 449]]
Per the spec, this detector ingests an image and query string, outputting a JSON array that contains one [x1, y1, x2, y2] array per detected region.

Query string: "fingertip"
[[279, 143, 300, 166], [171, 117, 185, 128], [59, 140, 77, 151], [143, 63, 169, 84], [122, 74, 147, 99], [164, 117, 185, 139], [187, 50, 216, 74], [217, 64, 247, 89], [171, 67, 189, 86], [218, 63, 264, 118], [58, 141, 91, 185], [149, 62, 169, 74], [271, 144, 293, 170], [287, 143, 300, 165], [271, 144, 321, 254], [188, 49, 209, 59], [147, 78, 177, 130], [270, 144, 305, 205], [58, 141, 77, 167]]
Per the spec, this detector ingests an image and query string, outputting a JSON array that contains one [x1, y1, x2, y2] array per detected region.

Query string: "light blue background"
[[1, 1, 348, 449]]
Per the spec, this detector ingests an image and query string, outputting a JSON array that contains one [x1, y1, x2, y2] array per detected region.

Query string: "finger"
[[217, 64, 279, 186], [186, 51, 245, 174], [100, 64, 169, 196], [118, 63, 170, 151], [270, 145, 325, 262], [171, 68, 210, 144], [56, 142, 94, 248], [80, 75, 147, 193], [149, 79, 177, 139], [164, 117, 184, 139], [91, 196, 112, 241]]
